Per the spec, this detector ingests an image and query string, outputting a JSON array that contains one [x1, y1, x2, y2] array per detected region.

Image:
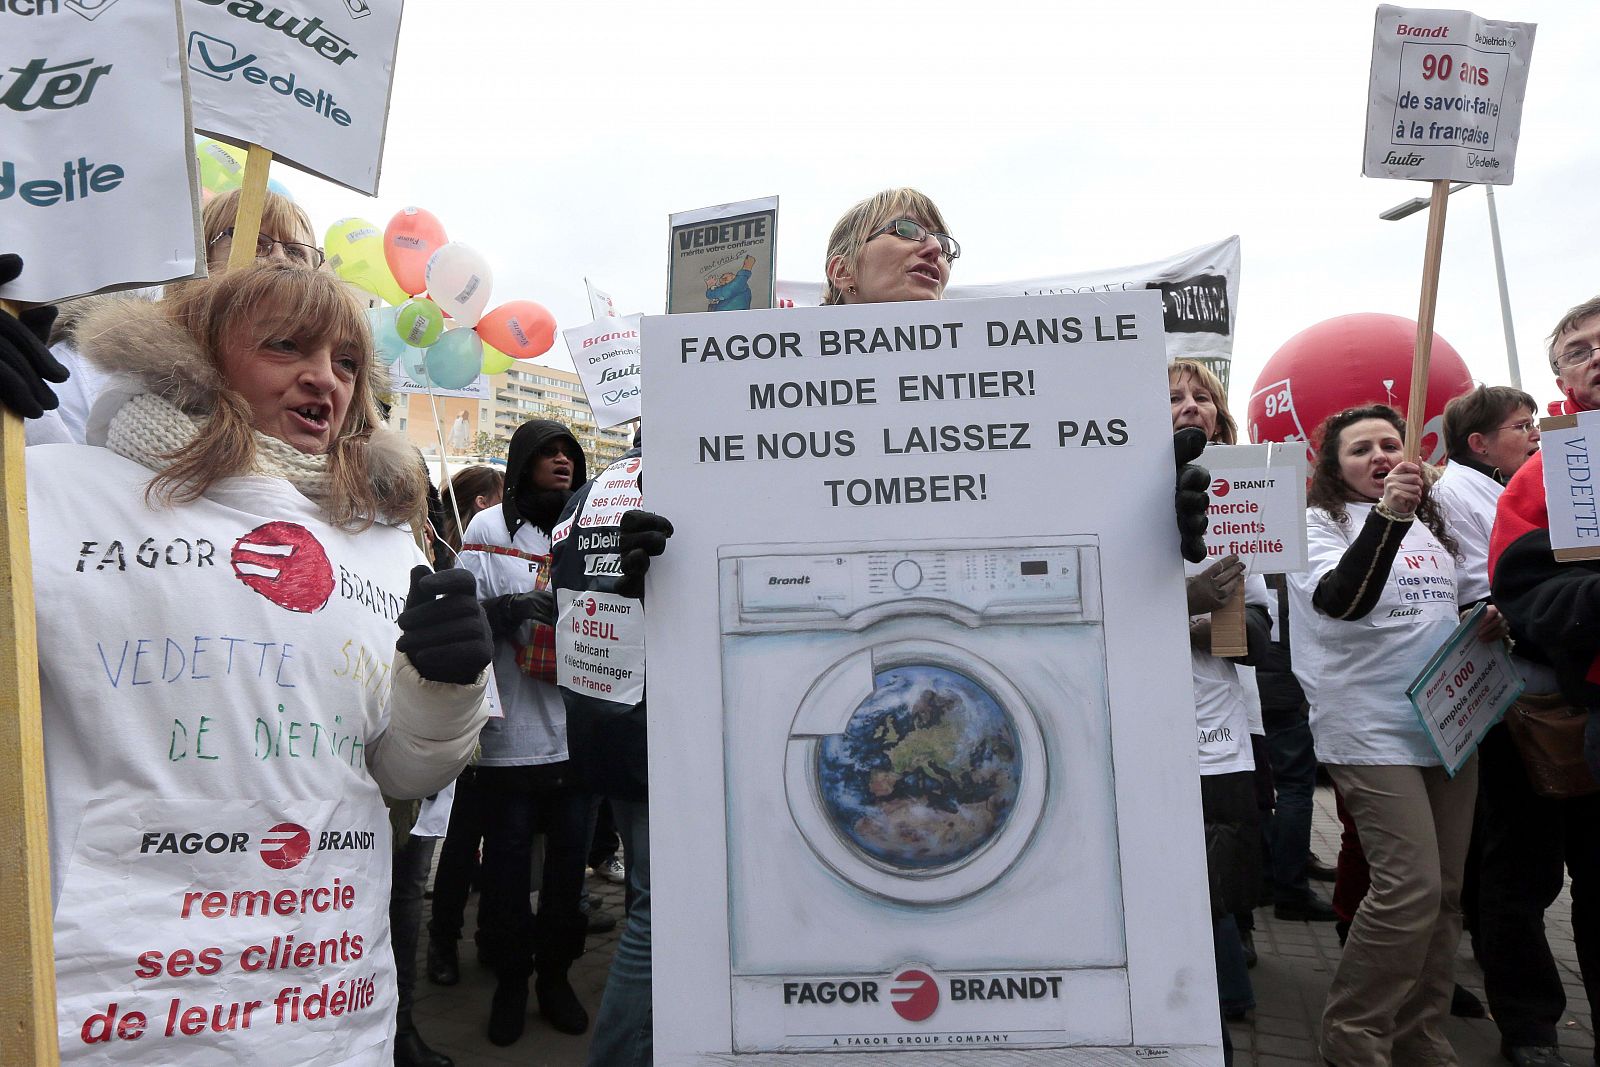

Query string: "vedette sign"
[[182, 0, 403, 194]]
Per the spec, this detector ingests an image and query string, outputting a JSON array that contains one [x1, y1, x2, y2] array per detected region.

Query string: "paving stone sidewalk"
[[411, 783, 1594, 1066]]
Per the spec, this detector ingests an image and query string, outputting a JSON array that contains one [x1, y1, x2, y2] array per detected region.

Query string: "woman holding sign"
[[1170, 359, 1271, 1032], [24, 265, 491, 1065], [1287, 404, 1471, 1066]]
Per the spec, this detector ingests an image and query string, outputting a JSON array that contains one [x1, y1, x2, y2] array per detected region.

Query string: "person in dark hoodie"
[[457, 418, 593, 1046], [548, 428, 673, 1067]]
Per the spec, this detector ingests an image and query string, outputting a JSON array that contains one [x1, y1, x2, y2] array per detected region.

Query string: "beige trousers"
[[1321, 759, 1479, 1067]]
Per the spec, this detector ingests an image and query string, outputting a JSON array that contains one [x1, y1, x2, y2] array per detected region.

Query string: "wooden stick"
[[0, 299, 61, 1066], [1210, 584, 1249, 658], [1404, 179, 1452, 461], [225, 144, 275, 271]]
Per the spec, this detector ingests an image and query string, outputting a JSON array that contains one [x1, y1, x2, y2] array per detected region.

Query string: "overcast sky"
[[285, 0, 1597, 412]]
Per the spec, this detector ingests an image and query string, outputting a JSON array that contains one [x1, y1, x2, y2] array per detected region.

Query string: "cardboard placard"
[[564, 314, 642, 429], [1363, 4, 1537, 185], [666, 196, 777, 315], [1537, 412, 1600, 562], [183, 0, 404, 194], [643, 292, 1223, 1063], [0, 0, 202, 304], [1201, 443, 1310, 572], [1407, 603, 1522, 773]]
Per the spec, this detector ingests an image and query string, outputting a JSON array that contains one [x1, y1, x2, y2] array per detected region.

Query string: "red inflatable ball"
[[1246, 313, 1474, 465]]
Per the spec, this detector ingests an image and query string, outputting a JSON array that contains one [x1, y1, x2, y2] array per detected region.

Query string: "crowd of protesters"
[[2, 185, 1598, 1067]]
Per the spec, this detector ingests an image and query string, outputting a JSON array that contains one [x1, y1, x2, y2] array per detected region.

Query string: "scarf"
[[105, 392, 335, 505]]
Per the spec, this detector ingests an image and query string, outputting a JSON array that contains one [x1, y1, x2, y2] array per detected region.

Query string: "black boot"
[[395, 1010, 454, 1067], [487, 976, 528, 1047], [535, 973, 590, 1035], [426, 937, 459, 987]]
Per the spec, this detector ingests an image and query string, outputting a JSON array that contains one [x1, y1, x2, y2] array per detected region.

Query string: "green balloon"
[[195, 138, 244, 194], [324, 217, 409, 306], [395, 298, 445, 349]]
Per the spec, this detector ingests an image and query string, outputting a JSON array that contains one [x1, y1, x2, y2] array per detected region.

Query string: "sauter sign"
[[189, 0, 359, 65]]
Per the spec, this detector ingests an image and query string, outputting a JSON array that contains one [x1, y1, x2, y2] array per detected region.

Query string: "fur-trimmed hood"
[[72, 295, 423, 524]]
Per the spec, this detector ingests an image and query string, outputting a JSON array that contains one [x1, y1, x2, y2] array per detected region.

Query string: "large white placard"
[[0, 0, 203, 304], [182, 0, 403, 194], [564, 314, 642, 429], [1363, 5, 1536, 185], [1537, 412, 1600, 561], [643, 293, 1222, 1064], [1200, 443, 1309, 573], [777, 236, 1240, 366]]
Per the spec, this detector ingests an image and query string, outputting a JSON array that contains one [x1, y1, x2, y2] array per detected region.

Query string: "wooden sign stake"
[[1404, 179, 1452, 462], [1210, 584, 1249, 658], [225, 143, 276, 272], [0, 299, 61, 1066]]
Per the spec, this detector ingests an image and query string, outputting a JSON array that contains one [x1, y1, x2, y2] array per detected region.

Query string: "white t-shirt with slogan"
[[1288, 503, 1459, 766]]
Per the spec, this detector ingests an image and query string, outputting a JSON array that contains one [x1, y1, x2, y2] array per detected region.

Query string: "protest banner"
[[0, 0, 203, 304], [1407, 603, 1523, 773], [643, 293, 1222, 1063], [563, 315, 642, 429], [183, 0, 404, 195], [778, 236, 1241, 368], [585, 277, 621, 320], [667, 196, 777, 315], [1535, 412, 1600, 562], [1199, 443, 1309, 656], [1362, 6, 1536, 460], [1363, 5, 1537, 185]]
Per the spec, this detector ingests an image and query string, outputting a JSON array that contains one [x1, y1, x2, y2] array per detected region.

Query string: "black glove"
[[395, 565, 493, 685], [0, 254, 67, 420], [614, 509, 674, 598], [482, 589, 555, 637], [1174, 427, 1211, 564]]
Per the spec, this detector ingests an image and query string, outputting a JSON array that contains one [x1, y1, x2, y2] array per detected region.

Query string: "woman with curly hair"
[[1287, 403, 1478, 1066]]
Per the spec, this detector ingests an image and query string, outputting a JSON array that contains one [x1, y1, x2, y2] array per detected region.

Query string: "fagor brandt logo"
[[188, 31, 353, 127]]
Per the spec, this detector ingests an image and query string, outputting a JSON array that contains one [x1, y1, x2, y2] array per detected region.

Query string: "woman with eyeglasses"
[[23, 265, 491, 1065], [822, 188, 958, 305], [16, 187, 324, 445], [1286, 404, 1478, 1066]]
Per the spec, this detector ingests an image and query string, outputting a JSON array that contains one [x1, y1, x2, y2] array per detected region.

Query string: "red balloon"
[[384, 207, 448, 297], [1246, 313, 1474, 465], [476, 300, 556, 360]]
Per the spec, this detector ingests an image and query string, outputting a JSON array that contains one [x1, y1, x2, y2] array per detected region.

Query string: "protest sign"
[[1200, 443, 1309, 573], [1407, 603, 1522, 774], [0, 0, 202, 304], [1536, 412, 1600, 562], [585, 277, 621, 320], [643, 293, 1223, 1063], [182, 0, 404, 194], [1363, 5, 1536, 185], [667, 196, 777, 315], [556, 589, 645, 706], [777, 236, 1240, 366], [564, 315, 642, 429]]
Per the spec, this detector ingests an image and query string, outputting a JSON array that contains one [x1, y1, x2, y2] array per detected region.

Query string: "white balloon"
[[425, 242, 494, 326]]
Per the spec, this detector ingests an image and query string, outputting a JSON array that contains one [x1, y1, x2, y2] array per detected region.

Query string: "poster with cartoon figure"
[[666, 196, 777, 315]]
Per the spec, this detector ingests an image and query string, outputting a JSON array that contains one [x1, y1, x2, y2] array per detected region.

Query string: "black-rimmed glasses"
[[867, 218, 960, 261], [209, 227, 325, 268]]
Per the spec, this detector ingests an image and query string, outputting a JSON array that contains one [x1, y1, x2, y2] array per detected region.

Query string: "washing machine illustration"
[[720, 537, 1132, 1050]]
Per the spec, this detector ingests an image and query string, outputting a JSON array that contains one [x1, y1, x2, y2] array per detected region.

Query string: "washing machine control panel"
[[735, 545, 1090, 618]]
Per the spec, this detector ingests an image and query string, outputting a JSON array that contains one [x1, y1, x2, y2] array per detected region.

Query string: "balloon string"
[[423, 384, 467, 564]]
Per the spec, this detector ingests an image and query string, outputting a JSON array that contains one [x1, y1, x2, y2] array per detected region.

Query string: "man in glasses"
[[1484, 296, 1600, 1067]]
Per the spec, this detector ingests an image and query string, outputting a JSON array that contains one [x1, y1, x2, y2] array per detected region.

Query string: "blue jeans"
[[1264, 701, 1316, 904], [586, 797, 651, 1067]]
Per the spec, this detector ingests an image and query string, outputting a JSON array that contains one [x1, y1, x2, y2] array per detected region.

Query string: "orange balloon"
[[384, 207, 448, 297], [476, 300, 556, 360]]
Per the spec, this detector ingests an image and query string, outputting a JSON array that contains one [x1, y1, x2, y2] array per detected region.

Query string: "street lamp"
[[1379, 183, 1521, 389]]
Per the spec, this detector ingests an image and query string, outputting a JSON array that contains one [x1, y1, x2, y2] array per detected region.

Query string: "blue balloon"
[[267, 177, 294, 201], [425, 329, 484, 390], [366, 306, 409, 366], [402, 342, 432, 384]]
